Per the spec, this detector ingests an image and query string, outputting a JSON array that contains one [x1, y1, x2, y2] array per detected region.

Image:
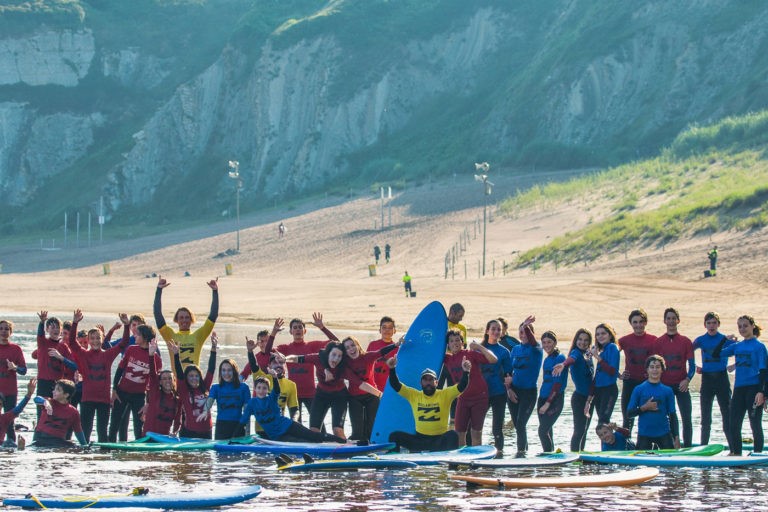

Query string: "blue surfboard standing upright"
[[370, 301, 448, 444]]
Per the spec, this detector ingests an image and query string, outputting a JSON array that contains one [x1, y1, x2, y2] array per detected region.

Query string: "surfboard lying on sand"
[[452, 468, 659, 489], [370, 301, 448, 444], [275, 453, 417, 472], [356, 444, 497, 466], [2, 485, 262, 509], [579, 453, 768, 467], [443, 452, 579, 468], [215, 437, 394, 457]]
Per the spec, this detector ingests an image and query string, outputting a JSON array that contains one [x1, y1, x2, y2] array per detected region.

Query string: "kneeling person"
[[388, 355, 471, 452]]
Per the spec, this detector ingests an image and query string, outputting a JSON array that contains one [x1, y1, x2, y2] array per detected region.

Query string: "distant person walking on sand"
[[708, 246, 718, 274], [403, 271, 412, 297], [385, 243, 391, 263], [373, 245, 381, 264], [278, 222, 286, 238]]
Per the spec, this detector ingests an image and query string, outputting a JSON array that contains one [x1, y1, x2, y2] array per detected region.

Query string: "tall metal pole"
[[228, 160, 241, 253], [482, 192, 487, 276], [474, 162, 492, 277], [236, 181, 241, 252], [380, 187, 384, 231]]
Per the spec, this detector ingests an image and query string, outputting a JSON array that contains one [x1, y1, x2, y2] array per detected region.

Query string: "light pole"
[[474, 162, 493, 276], [228, 160, 242, 253]]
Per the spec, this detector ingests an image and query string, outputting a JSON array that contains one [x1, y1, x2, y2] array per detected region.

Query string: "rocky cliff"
[[1, 0, 767, 231]]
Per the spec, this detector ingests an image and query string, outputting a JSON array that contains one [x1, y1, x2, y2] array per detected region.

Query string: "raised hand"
[[461, 356, 472, 372], [38, 310, 48, 323], [26, 378, 37, 395], [271, 318, 285, 335], [157, 275, 171, 289], [210, 332, 219, 351], [206, 277, 219, 291], [245, 337, 256, 352], [148, 339, 158, 356], [166, 339, 179, 355], [73, 309, 83, 323], [311, 312, 324, 329], [119, 313, 129, 325]]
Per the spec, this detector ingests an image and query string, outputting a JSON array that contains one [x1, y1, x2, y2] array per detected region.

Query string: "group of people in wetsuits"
[[1, 281, 765, 457]]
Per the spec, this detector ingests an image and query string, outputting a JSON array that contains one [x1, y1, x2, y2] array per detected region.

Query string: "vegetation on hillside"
[[502, 111, 768, 268]]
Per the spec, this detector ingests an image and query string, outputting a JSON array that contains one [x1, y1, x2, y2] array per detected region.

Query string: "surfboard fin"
[[302, 453, 315, 464], [275, 454, 293, 468]]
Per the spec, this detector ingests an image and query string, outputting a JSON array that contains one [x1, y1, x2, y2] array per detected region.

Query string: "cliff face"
[[1, 1, 767, 229]]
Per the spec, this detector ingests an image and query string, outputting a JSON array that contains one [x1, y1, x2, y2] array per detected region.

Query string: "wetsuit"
[[693, 331, 734, 445], [618, 332, 656, 433], [444, 349, 490, 439], [591, 342, 620, 425], [538, 350, 567, 452], [143, 356, 182, 436], [35, 321, 77, 412], [509, 324, 543, 453], [0, 395, 30, 446], [627, 380, 679, 450], [345, 345, 397, 441], [716, 338, 768, 454], [209, 380, 251, 440], [480, 341, 512, 451], [601, 427, 636, 451], [367, 338, 398, 392], [388, 366, 468, 452], [155, 287, 218, 368], [561, 347, 594, 451], [108, 345, 162, 441], [0, 341, 26, 443], [653, 333, 695, 447], [174, 350, 216, 439], [67, 322, 130, 443], [297, 353, 362, 434], [33, 398, 87, 447]]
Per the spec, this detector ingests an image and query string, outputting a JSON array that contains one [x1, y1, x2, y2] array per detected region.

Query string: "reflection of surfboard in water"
[[370, 301, 447, 444]]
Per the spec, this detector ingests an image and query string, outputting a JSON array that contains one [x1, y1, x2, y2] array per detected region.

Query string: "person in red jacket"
[[167, 336, 216, 439], [35, 311, 77, 420], [277, 313, 337, 424], [143, 339, 181, 436], [108, 324, 162, 442], [366, 316, 398, 392], [67, 310, 131, 443], [0, 378, 35, 448], [0, 319, 27, 445], [239, 318, 284, 384], [33, 379, 87, 447]]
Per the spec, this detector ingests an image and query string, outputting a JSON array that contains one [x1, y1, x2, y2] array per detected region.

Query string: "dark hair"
[[218, 358, 241, 388], [704, 312, 720, 324], [341, 336, 365, 357], [183, 364, 210, 394], [739, 315, 762, 338], [497, 317, 509, 331], [289, 318, 305, 330], [482, 319, 501, 344], [157, 370, 178, 398], [446, 329, 464, 345], [62, 321, 73, 331], [595, 323, 617, 348], [55, 379, 76, 401], [569, 328, 592, 353], [173, 307, 195, 324], [663, 307, 680, 321], [256, 329, 269, 340], [45, 317, 62, 329], [319, 341, 346, 371], [645, 354, 666, 371], [129, 314, 146, 325], [136, 324, 156, 342], [253, 376, 270, 390], [595, 423, 612, 433], [379, 316, 395, 328], [628, 309, 648, 324], [449, 303, 465, 315]]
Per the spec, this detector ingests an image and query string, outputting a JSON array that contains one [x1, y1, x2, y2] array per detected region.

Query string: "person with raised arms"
[[714, 315, 768, 455], [693, 311, 734, 446], [618, 308, 657, 435], [108, 324, 162, 442], [154, 275, 218, 368], [537, 331, 567, 453], [167, 334, 217, 439], [278, 313, 338, 424], [553, 328, 595, 451], [366, 316, 398, 392], [0, 378, 36, 449], [587, 323, 621, 426], [507, 315, 543, 456], [0, 319, 27, 446], [33, 379, 87, 447], [239, 319, 284, 384], [35, 311, 77, 419], [143, 339, 182, 436], [66, 310, 131, 443], [652, 307, 695, 447], [627, 355, 680, 450], [387, 354, 472, 452]]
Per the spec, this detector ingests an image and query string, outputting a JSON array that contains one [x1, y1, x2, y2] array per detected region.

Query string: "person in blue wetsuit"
[[714, 315, 768, 455], [588, 323, 620, 425], [627, 355, 679, 450], [596, 423, 636, 451], [537, 331, 567, 452], [693, 311, 734, 446], [239, 370, 347, 444], [203, 353, 251, 440], [479, 319, 513, 453], [507, 315, 543, 456], [553, 328, 595, 451]]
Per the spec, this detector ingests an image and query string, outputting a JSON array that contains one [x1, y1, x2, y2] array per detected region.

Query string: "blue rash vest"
[[239, 382, 292, 439], [693, 332, 734, 373], [539, 352, 567, 399], [568, 348, 594, 396], [594, 343, 620, 388], [209, 381, 252, 422], [480, 342, 513, 396], [719, 338, 768, 388], [628, 380, 676, 437], [510, 340, 543, 390]]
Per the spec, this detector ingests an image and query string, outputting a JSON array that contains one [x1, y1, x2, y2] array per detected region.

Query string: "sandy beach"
[[1, 171, 767, 340]]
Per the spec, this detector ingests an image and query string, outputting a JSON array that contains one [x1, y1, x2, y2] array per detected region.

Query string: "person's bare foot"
[[17, 436, 26, 450]]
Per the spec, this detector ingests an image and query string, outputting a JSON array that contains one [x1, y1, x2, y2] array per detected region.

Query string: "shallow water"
[[3, 317, 768, 510]]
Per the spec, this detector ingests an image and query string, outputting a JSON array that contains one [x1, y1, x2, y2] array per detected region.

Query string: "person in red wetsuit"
[[366, 316, 398, 392], [0, 378, 35, 448], [66, 310, 131, 443], [277, 313, 337, 424], [618, 308, 657, 435], [108, 325, 162, 442], [652, 307, 695, 448], [34, 311, 77, 421], [167, 335, 216, 439], [442, 330, 497, 446], [341, 335, 399, 441], [143, 339, 181, 436], [239, 319, 284, 385], [0, 319, 27, 445], [33, 379, 87, 447]]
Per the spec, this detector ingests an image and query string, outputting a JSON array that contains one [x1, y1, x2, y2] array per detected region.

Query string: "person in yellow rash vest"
[[386, 355, 471, 452], [154, 275, 218, 368]]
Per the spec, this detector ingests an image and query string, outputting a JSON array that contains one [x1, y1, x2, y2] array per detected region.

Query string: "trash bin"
[[225, 263, 233, 276], [368, 264, 377, 277], [410, 291, 417, 298], [102, 263, 111, 275]]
